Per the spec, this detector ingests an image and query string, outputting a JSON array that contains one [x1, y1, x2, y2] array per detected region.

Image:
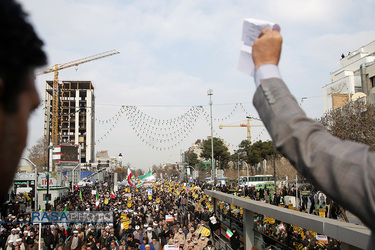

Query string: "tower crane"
[[36, 49, 120, 146], [219, 119, 263, 141]]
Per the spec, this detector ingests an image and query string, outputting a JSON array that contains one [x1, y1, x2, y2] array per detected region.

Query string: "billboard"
[[53, 145, 79, 163]]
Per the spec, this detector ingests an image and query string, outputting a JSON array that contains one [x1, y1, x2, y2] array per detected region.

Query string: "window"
[[371, 76, 375, 88]]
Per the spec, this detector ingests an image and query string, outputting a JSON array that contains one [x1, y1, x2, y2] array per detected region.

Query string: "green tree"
[[237, 140, 278, 174], [184, 151, 199, 166], [200, 137, 230, 169]]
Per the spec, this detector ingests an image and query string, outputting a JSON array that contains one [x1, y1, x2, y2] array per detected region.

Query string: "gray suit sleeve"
[[253, 78, 375, 232]]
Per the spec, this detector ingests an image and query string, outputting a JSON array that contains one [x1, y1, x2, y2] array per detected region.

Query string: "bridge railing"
[[205, 190, 371, 249]]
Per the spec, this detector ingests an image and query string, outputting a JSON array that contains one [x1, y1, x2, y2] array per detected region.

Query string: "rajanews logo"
[[31, 211, 113, 223]]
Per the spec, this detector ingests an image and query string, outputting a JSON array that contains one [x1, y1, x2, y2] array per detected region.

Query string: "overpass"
[[205, 190, 371, 249]]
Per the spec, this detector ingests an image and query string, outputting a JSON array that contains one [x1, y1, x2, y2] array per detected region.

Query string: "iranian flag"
[[111, 187, 116, 199], [127, 167, 134, 186], [138, 169, 156, 182], [226, 228, 233, 239], [95, 190, 100, 210]]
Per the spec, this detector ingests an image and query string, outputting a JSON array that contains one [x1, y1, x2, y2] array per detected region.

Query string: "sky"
[[19, 0, 375, 170]]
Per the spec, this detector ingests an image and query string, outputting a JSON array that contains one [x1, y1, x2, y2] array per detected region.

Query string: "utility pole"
[[237, 150, 240, 186], [273, 145, 277, 193], [208, 89, 215, 185], [46, 143, 53, 210]]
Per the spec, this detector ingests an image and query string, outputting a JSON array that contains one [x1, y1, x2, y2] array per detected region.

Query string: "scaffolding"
[[44, 80, 95, 164]]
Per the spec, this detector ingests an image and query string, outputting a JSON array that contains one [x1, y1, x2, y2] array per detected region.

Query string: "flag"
[[127, 167, 134, 186], [95, 190, 100, 210], [64, 175, 68, 180], [138, 170, 156, 182], [63, 205, 67, 212], [79, 190, 83, 201], [316, 235, 328, 244], [226, 228, 233, 239], [24, 192, 31, 201], [111, 188, 116, 199], [136, 182, 145, 188], [75, 185, 79, 191]]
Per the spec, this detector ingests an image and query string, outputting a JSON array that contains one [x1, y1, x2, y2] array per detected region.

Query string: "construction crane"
[[36, 49, 120, 146], [219, 119, 263, 141]]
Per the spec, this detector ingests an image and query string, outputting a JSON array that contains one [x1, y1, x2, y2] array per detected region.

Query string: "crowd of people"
[[0, 180, 223, 250], [211, 183, 345, 249], [0, 178, 349, 250]]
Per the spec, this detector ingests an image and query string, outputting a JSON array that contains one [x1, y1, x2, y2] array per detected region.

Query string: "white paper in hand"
[[237, 18, 276, 76]]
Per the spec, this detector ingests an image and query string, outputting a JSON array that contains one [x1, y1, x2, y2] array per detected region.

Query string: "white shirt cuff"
[[254, 64, 281, 88]]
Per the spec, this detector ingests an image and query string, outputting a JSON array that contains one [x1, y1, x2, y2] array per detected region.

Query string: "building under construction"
[[44, 80, 95, 164]]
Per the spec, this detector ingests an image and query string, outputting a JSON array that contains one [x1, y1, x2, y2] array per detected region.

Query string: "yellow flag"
[[127, 201, 131, 208], [24, 192, 31, 201]]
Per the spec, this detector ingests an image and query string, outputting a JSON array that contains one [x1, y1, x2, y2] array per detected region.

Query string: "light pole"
[[273, 145, 277, 193], [236, 150, 242, 186], [21, 158, 38, 211], [118, 153, 123, 167], [207, 89, 215, 184]]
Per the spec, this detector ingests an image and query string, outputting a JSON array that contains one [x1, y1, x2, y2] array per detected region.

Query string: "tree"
[[319, 101, 375, 151], [113, 167, 127, 180], [152, 164, 164, 178], [133, 169, 144, 178], [238, 140, 278, 174], [200, 137, 230, 169], [27, 137, 47, 171], [184, 151, 199, 166]]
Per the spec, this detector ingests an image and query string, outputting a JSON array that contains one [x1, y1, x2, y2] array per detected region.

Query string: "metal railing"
[[205, 190, 371, 249], [212, 233, 233, 250]]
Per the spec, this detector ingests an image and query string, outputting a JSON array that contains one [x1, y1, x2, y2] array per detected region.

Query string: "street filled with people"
[[0, 178, 346, 250]]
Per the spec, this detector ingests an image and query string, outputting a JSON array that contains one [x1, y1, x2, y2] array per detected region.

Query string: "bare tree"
[[319, 101, 375, 151], [113, 167, 127, 180], [152, 164, 164, 178], [134, 169, 145, 178], [27, 137, 47, 171]]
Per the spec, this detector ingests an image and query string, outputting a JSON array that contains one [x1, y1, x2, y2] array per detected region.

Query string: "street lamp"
[[118, 153, 123, 167], [236, 150, 240, 186], [207, 89, 215, 185], [21, 158, 38, 211]]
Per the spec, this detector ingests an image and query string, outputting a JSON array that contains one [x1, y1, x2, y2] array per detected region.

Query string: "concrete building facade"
[[44, 80, 95, 164], [322, 40, 375, 112]]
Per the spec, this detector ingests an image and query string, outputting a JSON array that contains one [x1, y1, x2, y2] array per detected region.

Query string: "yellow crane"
[[219, 119, 263, 141], [36, 49, 120, 146]]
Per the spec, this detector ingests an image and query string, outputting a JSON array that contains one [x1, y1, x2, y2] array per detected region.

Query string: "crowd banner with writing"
[[165, 215, 174, 222], [196, 225, 210, 236]]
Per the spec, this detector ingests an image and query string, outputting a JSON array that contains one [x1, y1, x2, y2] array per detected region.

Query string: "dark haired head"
[[0, 0, 47, 112]]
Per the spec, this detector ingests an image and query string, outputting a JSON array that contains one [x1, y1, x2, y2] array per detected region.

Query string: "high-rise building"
[[44, 80, 95, 164], [322, 40, 375, 112]]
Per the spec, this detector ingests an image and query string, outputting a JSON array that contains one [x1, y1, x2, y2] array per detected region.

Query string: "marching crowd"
[[0, 181, 221, 250], [0, 178, 347, 250]]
